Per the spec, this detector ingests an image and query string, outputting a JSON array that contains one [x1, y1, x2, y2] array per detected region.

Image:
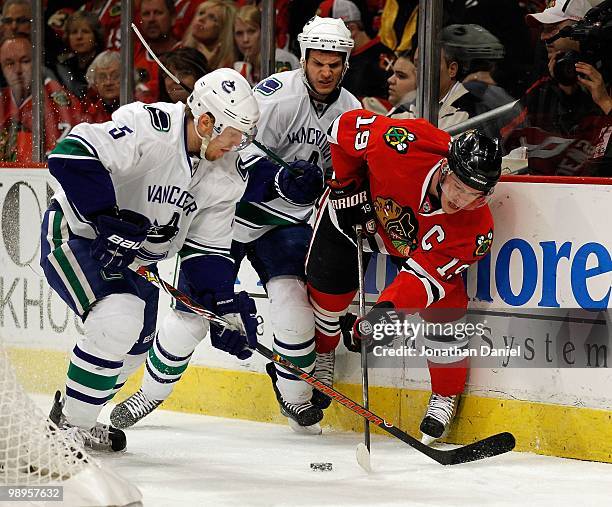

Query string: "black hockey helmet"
[[440, 24, 505, 63], [447, 130, 502, 193]]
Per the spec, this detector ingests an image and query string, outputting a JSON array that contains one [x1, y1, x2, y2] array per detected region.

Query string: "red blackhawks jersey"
[[327, 109, 495, 308], [0, 80, 83, 162]]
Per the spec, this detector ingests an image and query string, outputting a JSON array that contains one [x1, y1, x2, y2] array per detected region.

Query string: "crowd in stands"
[[0, 0, 609, 176]]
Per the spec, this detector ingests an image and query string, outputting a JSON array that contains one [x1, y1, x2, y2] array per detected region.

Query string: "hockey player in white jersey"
[[41, 68, 260, 452], [233, 16, 360, 433], [109, 16, 360, 434]]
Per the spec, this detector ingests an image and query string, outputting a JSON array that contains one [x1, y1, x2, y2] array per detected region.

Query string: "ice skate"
[[420, 393, 458, 445], [265, 362, 323, 435], [311, 350, 334, 410], [110, 390, 162, 429], [50, 390, 127, 452]]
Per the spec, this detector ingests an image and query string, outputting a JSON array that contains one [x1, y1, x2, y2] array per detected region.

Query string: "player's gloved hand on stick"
[[275, 160, 325, 205], [209, 291, 258, 360], [328, 178, 377, 236], [351, 301, 402, 352], [90, 209, 151, 270]]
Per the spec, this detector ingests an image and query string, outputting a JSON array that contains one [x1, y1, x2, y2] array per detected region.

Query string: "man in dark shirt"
[[319, 0, 395, 100]]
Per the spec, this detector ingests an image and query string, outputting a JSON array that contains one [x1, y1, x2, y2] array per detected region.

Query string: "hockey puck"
[[310, 462, 333, 471]]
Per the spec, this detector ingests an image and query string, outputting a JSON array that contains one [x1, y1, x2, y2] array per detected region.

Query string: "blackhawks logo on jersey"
[[51, 91, 70, 107], [383, 126, 416, 154], [374, 196, 419, 256], [474, 229, 493, 257]]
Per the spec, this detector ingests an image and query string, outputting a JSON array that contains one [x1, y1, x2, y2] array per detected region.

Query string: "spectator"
[[392, 27, 481, 129], [385, 51, 417, 111], [235, 0, 291, 50], [0, 35, 82, 162], [362, 50, 416, 115], [182, 0, 237, 70], [319, 0, 395, 100], [440, 24, 515, 138], [173, 0, 206, 41], [134, 0, 180, 103], [55, 11, 105, 100], [44, 5, 78, 72], [82, 50, 121, 123], [158, 47, 209, 102], [444, 0, 537, 98], [233, 5, 299, 85], [1, 0, 32, 39], [501, 0, 612, 176], [82, 0, 122, 50]]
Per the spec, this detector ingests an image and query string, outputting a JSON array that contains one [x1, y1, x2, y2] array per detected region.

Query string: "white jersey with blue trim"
[[235, 69, 360, 243], [49, 101, 248, 264]]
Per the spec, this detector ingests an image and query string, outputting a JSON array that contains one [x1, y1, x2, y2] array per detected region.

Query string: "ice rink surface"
[[89, 404, 611, 507]]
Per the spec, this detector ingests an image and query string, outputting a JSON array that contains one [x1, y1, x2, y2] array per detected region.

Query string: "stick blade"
[[356, 443, 372, 472], [442, 432, 516, 465]]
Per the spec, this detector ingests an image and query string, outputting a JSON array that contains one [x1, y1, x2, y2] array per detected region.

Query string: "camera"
[[553, 50, 582, 86], [549, 0, 612, 85]]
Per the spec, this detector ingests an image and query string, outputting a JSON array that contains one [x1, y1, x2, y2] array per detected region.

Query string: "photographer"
[[501, 0, 612, 177]]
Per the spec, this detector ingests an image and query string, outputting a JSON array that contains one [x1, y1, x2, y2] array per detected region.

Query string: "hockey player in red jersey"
[[307, 109, 502, 444]]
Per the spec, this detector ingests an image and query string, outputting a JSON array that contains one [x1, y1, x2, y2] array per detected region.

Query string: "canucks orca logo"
[[383, 127, 416, 154], [221, 80, 236, 94], [147, 213, 180, 244], [474, 229, 494, 256]]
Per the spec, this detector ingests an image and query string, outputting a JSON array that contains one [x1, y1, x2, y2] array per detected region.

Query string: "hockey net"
[[0, 343, 142, 506]]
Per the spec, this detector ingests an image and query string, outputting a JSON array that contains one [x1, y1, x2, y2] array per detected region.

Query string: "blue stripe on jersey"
[[145, 361, 177, 384], [273, 337, 316, 351], [184, 238, 231, 254], [65, 386, 108, 405], [276, 368, 299, 381], [48, 157, 116, 218], [182, 115, 195, 176], [73, 345, 123, 370], [155, 335, 193, 362], [256, 202, 301, 222]]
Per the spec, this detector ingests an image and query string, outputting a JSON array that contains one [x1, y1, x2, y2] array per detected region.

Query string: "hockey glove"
[[351, 302, 403, 352], [90, 209, 150, 270], [209, 291, 258, 360], [274, 160, 325, 206], [328, 178, 377, 236]]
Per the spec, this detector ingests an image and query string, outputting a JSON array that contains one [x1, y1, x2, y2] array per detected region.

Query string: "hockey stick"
[[130, 23, 295, 174], [130, 264, 516, 466], [355, 225, 372, 472]]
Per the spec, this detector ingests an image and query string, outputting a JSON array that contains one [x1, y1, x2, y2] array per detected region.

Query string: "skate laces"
[[124, 390, 161, 418], [315, 351, 335, 385], [89, 424, 112, 446], [425, 394, 457, 426], [61, 424, 100, 447], [283, 400, 316, 415]]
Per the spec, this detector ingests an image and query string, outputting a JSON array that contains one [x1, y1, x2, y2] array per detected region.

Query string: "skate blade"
[[356, 443, 372, 472], [287, 418, 322, 435]]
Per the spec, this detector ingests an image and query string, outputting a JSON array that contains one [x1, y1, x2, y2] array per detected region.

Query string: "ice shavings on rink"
[[73, 403, 612, 507]]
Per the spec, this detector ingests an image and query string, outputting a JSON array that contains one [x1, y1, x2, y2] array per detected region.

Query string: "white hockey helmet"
[[187, 68, 260, 148], [298, 16, 354, 85]]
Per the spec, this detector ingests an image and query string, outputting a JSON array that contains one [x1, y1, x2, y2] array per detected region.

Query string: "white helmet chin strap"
[[193, 115, 211, 158]]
